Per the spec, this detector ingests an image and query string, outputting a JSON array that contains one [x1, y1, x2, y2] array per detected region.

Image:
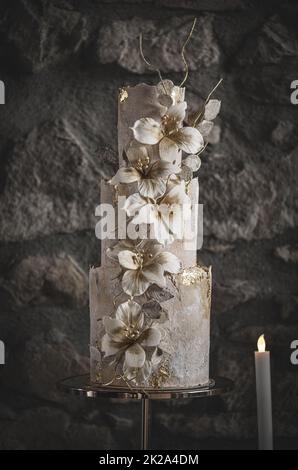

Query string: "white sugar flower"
[[109, 145, 179, 199], [114, 240, 181, 297], [131, 102, 204, 163], [101, 300, 161, 372], [124, 180, 192, 244]]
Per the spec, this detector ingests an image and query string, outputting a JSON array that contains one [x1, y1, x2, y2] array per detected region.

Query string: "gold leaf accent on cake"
[[179, 265, 211, 286], [119, 88, 128, 103], [207, 265, 212, 309], [179, 265, 212, 314]]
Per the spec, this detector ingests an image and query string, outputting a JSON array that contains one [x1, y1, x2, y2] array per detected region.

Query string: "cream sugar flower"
[[109, 240, 182, 297], [131, 101, 204, 163], [124, 179, 192, 244], [109, 145, 180, 199], [102, 300, 161, 373]]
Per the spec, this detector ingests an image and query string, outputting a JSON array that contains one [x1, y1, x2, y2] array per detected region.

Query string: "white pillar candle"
[[254, 334, 273, 450], [0, 340, 4, 365]]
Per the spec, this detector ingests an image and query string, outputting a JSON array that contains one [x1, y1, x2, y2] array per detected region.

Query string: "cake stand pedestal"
[[58, 375, 233, 450]]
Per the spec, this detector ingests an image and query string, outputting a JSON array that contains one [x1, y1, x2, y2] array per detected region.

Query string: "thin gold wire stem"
[[193, 78, 223, 127], [197, 142, 209, 156], [179, 17, 197, 88], [139, 34, 167, 93]]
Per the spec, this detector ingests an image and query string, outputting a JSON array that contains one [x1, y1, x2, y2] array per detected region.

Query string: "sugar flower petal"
[[159, 136, 180, 163], [158, 93, 173, 108], [123, 360, 152, 384], [138, 177, 167, 199], [102, 317, 126, 342], [132, 202, 157, 225], [152, 216, 174, 244], [162, 180, 190, 206], [125, 343, 146, 368], [124, 193, 147, 217], [126, 145, 149, 164], [140, 327, 161, 347], [154, 251, 182, 274], [183, 154, 202, 172], [118, 250, 139, 270], [131, 118, 163, 145], [142, 263, 167, 288], [167, 101, 187, 122], [110, 167, 141, 185], [173, 127, 204, 154], [106, 240, 136, 261], [204, 99, 221, 121], [197, 119, 214, 138], [115, 300, 143, 329], [122, 269, 150, 297], [101, 333, 123, 357]]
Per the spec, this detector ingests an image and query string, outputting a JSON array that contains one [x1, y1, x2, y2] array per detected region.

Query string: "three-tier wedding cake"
[[89, 76, 221, 388]]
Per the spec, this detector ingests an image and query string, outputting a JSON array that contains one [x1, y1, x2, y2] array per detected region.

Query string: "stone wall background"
[[0, 0, 297, 450]]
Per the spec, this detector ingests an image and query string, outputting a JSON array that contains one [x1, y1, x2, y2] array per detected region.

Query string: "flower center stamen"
[[162, 114, 180, 136], [135, 156, 150, 173], [125, 326, 140, 341], [133, 251, 145, 268]]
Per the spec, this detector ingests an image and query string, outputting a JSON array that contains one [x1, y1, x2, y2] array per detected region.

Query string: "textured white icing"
[[159, 274, 211, 387]]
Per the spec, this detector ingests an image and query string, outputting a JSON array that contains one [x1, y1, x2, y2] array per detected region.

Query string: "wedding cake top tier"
[[117, 82, 186, 167]]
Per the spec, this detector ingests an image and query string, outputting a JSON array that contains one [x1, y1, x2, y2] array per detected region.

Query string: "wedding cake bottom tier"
[[89, 265, 211, 388]]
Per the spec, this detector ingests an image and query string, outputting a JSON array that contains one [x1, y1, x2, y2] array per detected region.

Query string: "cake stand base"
[[58, 375, 234, 450]]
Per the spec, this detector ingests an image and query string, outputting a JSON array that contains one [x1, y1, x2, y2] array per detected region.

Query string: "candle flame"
[[257, 334, 266, 352]]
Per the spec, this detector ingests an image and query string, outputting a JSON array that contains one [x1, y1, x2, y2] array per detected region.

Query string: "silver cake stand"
[[58, 375, 234, 450], [58, 374, 233, 450]]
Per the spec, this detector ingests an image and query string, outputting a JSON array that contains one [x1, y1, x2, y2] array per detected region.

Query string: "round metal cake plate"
[[58, 374, 233, 400]]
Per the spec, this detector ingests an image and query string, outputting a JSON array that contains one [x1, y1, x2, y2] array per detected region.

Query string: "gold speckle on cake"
[[149, 358, 171, 388], [119, 88, 128, 103], [95, 371, 102, 383]]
